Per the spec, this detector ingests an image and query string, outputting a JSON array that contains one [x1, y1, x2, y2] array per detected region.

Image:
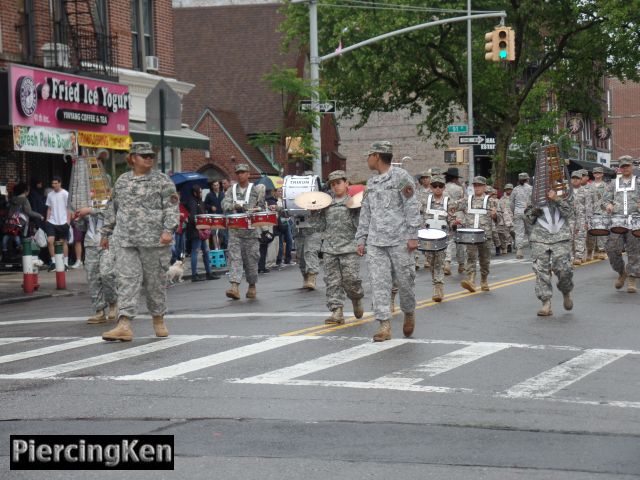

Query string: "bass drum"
[[283, 175, 321, 217]]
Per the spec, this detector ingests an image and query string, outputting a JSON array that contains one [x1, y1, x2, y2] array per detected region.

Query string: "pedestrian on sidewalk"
[[2, 182, 43, 261], [45, 177, 71, 271], [187, 184, 219, 282]]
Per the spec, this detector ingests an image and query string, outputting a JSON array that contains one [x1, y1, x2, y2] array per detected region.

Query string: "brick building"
[[608, 77, 640, 164]]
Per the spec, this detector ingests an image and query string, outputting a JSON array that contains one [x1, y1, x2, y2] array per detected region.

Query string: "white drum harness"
[[426, 194, 449, 231], [232, 183, 254, 207], [467, 195, 489, 229]]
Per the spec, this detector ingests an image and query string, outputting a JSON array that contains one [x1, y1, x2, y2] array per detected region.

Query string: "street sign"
[[299, 100, 337, 113], [473, 135, 497, 155], [447, 124, 468, 133], [459, 135, 486, 145]]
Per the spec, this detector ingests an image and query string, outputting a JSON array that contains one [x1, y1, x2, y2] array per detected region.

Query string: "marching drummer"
[[454, 176, 498, 293], [355, 141, 422, 342], [587, 167, 609, 260], [422, 174, 453, 302], [221, 164, 266, 300], [602, 156, 640, 293], [294, 171, 323, 290], [317, 170, 365, 325]]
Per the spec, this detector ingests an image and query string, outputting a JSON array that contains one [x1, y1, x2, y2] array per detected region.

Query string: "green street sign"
[[448, 124, 468, 133]]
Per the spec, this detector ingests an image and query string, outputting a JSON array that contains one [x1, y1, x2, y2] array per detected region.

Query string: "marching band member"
[[318, 170, 364, 325], [444, 167, 466, 275], [423, 175, 452, 302], [222, 164, 266, 300], [294, 170, 323, 290], [356, 141, 422, 341], [586, 167, 609, 260], [571, 170, 593, 265], [510, 172, 532, 259], [602, 156, 640, 293], [455, 176, 498, 293], [415, 171, 432, 270], [497, 183, 514, 255], [524, 188, 575, 316]]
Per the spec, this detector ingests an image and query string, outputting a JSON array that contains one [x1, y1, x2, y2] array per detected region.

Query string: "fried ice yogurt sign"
[[46, 78, 130, 113]]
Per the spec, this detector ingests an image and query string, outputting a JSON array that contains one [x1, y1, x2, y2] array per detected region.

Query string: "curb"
[[0, 289, 84, 306]]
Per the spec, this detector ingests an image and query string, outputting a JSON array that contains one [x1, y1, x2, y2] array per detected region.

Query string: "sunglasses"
[[139, 154, 155, 159], [431, 184, 445, 188]]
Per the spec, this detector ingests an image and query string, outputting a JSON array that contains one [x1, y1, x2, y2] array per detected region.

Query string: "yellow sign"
[[78, 131, 131, 150]]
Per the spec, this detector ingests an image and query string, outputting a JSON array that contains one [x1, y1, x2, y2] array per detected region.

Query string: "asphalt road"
[[1, 252, 639, 479]]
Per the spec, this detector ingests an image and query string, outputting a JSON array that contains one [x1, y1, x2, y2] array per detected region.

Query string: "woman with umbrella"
[[186, 184, 220, 282]]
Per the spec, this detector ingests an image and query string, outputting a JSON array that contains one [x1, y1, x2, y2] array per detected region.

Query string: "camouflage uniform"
[[415, 175, 431, 268], [586, 176, 609, 257], [445, 180, 466, 268], [318, 194, 363, 311], [455, 180, 498, 281], [101, 167, 179, 320], [602, 172, 640, 279], [422, 181, 451, 289], [571, 180, 593, 261], [497, 187, 514, 254], [524, 196, 575, 302], [356, 163, 421, 322], [294, 214, 322, 276], [510, 176, 533, 251], [84, 210, 117, 313], [222, 180, 266, 286]]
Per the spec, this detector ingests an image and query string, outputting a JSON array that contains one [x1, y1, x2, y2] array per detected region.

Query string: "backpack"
[[2, 210, 26, 236]]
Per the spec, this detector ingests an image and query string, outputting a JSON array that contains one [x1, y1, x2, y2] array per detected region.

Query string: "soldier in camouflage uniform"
[[570, 170, 593, 265], [222, 164, 266, 300], [586, 166, 609, 260], [444, 167, 466, 275], [100, 142, 179, 341], [415, 171, 431, 270], [524, 188, 575, 316], [318, 170, 364, 325], [602, 156, 640, 292], [422, 175, 452, 302], [356, 141, 422, 342], [75, 203, 117, 325], [487, 186, 501, 255], [454, 176, 498, 293], [497, 183, 514, 254], [294, 171, 323, 290], [510, 172, 533, 258]]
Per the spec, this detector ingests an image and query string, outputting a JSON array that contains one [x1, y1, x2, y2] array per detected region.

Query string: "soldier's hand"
[[357, 244, 366, 256], [160, 231, 173, 245], [606, 203, 614, 214], [100, 238, 109, 250], [75, 207, 92, 219], [407, 239, 419, 253]]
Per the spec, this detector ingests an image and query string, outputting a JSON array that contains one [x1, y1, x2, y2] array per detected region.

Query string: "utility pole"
[[309, 0, 322, 177], [467, 0, 475, 183]]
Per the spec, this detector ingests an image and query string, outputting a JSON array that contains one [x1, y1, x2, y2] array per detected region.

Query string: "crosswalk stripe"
[[0, 336, 203, 380], [0, 337, 105, 365], [112, 336, 312, 381], [0, 337, 35, 346], [234, 339, 409, 384], [373, 342, 510, 386], [503, 349, 631, 398]]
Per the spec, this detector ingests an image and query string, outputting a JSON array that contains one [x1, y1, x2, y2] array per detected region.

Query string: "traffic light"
[[484, 26, 515, 62], [444, 148, 466, 165]]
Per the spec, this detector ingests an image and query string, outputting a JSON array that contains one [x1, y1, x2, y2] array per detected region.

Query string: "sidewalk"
[[0, 266, 89, 305]]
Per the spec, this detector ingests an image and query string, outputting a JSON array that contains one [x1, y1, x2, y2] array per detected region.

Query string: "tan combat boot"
[[152, 315, 169, 337], [516, 248, 524, 259], [461, 273, 476, 293], [432, 284, 444, 303], [302, 273, 309, 288], [443, 262, 452, 276], [480, 274, 490, 292], [573, 258, 582, 266], [627, 277, 637, 293], [225, 282, 241, 300], [102, 316, 133, 342], [402, 311, 415, 337], [563, 292, 573, 311], [246, 284, 257, 299], [615, 272, 627, 290], [303, 273, 317, 290], [390, 289, 397, 313], [457, 264, 465, 274], [87, 310, 107, 324], [325, 307, 345, 325], [373, 320, 391, 342], [107, 304, 118, 321], [352, 298, 364, 319], [537, 300, 552, 316], [500, 248, 507, 255]]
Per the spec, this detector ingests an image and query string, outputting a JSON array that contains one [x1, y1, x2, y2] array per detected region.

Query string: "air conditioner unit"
[[145, 55, 159, 72], [42, 43, 70, 68]]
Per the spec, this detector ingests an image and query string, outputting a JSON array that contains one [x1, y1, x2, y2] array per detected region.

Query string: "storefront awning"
[[129, 121, 210, 150]]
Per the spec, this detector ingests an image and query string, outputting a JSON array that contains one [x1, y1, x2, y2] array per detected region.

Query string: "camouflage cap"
[[619, 155, 633, 167], [367, 141, 393, 155], [472, 176, 487, 185], [431, 175, 445, 185], [580, 169, 589, 176], [235, 163, 250, 173], [593, 166, 604, 174], [429, 167, 442, 175], [571, 170, 581, 179], [518, 172, 530, 180], [486, 186, 495, 194], [129, 142, 155, 155], [418, 171, 431, 179], [327, 170, 347, 182], [504, 183, 514, 190]]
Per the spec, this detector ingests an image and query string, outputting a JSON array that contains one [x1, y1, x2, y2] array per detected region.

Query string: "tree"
[[280, 0, 640, 187]]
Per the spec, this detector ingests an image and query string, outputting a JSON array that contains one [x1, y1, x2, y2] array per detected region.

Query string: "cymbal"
[[346, 191, 364, 209], [294, 191, 332, 210]]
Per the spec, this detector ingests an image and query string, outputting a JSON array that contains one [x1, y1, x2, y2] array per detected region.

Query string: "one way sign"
[[299, 100, 337, 113], [459, 135, 486, 145]]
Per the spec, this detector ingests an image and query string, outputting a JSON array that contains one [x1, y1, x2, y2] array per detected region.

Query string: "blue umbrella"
[[255, 175, 276, 191], [170, 171, 210, 189]]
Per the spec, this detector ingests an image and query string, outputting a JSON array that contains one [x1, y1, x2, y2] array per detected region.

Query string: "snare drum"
[[455, 228, 486, 245], [283, 175, 320, 217], [610, 214, 629, 234], [418, 228, 448, 252], [251, 211, 278, 227], [209, 214, 227, 230], [226, 213, 251, 229], [588, 214, 611, 236], [630, 214, 640, 238], [195, 214, 214, 230]]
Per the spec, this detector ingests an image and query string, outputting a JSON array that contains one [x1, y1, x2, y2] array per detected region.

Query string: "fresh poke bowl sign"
[[8, 64, 130, 136]]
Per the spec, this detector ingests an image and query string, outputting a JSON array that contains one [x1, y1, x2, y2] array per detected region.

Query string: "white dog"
[[167, 260, 184, 285], [32, 258, 44, 269]]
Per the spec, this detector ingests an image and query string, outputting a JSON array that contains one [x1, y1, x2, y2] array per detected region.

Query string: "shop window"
[[131, 0, 154, 70]]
